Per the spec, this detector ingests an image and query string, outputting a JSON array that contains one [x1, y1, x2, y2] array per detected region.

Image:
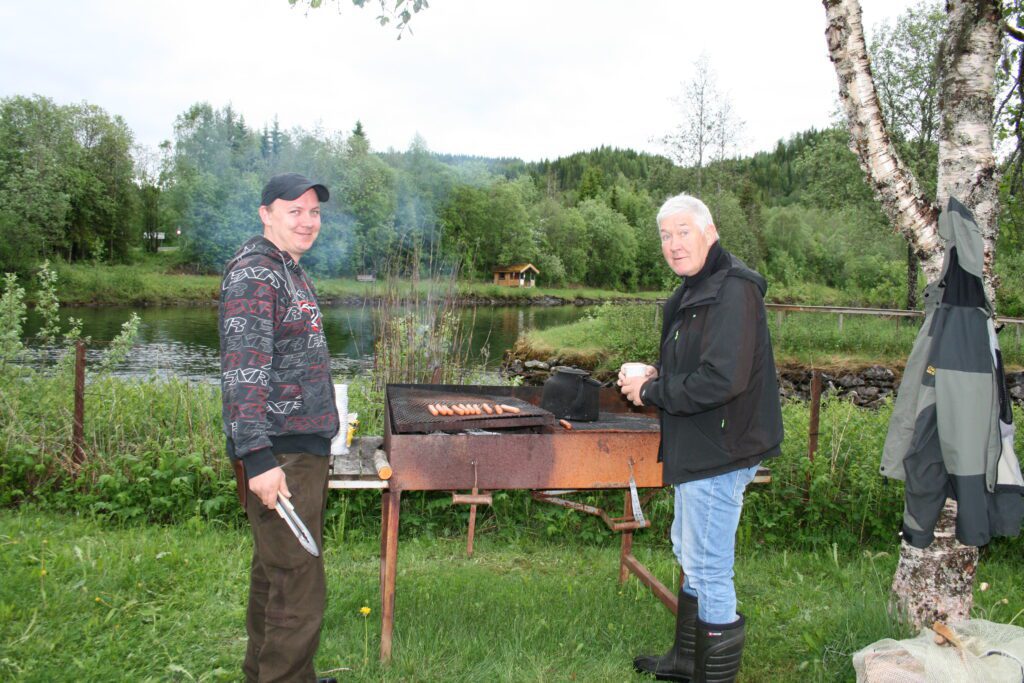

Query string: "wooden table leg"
[[380, 489, 401, 663]]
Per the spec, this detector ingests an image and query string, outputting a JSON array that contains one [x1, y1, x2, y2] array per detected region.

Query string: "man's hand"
[[617, 363, 656, 407], [248, 466, 290, 509], [618, 374, 650, 406]]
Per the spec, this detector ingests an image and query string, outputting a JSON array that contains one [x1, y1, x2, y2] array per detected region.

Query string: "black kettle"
[[540, 366, 601, 421]]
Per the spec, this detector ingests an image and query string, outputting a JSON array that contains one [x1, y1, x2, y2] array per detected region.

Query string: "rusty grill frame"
[[372, 384, 673, 662], [383, 384, 663, 491]]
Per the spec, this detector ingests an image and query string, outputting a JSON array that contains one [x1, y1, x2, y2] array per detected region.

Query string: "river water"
[[22, 304, 596, 382]]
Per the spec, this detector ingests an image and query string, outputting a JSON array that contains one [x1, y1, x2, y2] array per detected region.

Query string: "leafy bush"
[[996, 249, 1024, 317], [741, 397, 902, 549]]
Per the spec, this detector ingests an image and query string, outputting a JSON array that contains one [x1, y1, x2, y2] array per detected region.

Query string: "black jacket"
[[219, 236, 339, 478], [641, 244, 783, 484]]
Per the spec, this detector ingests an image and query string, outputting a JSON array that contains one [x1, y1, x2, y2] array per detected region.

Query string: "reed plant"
[[370, 254, 490, 391]]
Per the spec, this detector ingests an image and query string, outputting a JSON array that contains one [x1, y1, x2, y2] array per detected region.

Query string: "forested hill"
[[3, 95, 1023, 312]]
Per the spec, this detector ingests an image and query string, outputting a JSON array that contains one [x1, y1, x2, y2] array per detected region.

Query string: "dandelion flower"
[[980, 582, 990, 592], [360, 606, 371, 616]]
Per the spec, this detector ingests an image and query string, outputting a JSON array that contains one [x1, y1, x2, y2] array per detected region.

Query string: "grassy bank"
[[4, 510, 1020, 682], [517, 304, 1024, 372], [43, 257, 662, 306]]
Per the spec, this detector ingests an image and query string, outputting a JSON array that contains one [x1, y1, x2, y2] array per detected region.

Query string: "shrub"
[[742, 397, 903, 549]]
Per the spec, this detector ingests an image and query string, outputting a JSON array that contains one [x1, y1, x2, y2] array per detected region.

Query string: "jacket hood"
[[676, 249, 768, 311], [727, 256, 768, 297], [225, 235, 296, 272]]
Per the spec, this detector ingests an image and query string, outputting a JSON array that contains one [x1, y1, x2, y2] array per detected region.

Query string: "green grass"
[[54, 262, 222, 305], [521, 306, 1024, 372], [7, 510, 1021, 682]]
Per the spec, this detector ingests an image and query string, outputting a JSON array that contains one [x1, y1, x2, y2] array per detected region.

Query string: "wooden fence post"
[[808, 369, 822, 462], [73, 340, 86, 469], [805, 369, 822, 501]]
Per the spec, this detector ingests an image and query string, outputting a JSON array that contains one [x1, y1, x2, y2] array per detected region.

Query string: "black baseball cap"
[[260, 173, 329, 207]]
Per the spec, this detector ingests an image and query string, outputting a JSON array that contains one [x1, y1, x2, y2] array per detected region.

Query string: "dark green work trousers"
[[242, 452, 330, 683]]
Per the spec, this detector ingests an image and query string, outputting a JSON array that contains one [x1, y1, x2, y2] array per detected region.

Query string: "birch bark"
[[822, 0, 1002, 628]]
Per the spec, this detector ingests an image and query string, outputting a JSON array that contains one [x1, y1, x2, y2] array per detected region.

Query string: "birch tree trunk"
[[822, 0, 1001, 628]]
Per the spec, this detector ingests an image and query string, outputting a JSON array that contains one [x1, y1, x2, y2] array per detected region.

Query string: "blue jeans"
[[670, 464, 759, 624]]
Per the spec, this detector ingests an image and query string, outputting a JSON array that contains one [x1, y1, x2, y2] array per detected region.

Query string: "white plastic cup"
[[620, 362, 649, 378]]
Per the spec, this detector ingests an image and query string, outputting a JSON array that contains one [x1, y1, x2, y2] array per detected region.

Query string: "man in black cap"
[[219, 172, 340, 682]]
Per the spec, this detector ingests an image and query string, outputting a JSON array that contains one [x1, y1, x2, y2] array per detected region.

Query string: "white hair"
[[656, 194, 713, 233]]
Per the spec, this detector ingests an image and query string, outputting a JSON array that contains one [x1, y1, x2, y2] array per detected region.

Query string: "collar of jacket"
[[673, 242, 731, 310], [225, 235, 305, 304]]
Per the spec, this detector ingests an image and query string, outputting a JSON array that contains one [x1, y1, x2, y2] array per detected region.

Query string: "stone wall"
[[502, 359, 1024, 409]]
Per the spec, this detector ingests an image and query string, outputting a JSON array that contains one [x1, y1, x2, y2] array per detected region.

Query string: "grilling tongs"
[[276, 493, 320, 557]]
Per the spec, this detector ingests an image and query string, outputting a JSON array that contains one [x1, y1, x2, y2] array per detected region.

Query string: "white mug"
[[621, 362, 649, 378]]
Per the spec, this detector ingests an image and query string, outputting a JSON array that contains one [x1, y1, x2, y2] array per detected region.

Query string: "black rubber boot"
[[692, 614, 745, 683], [633, 589, 698, 681]]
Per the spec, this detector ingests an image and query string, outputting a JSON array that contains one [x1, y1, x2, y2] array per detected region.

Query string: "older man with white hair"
[[619, 193, 783, 683]]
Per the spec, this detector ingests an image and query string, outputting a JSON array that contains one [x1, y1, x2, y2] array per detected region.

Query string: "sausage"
[[494, 404, 504, 415], [481, 403, 494, 414], [559, 419, 573, 430], [427, 404, 439, 416], [498, 404, 521, 414]]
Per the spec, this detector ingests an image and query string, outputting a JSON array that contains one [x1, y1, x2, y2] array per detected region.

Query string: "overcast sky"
[[0, 0, 918, 163]]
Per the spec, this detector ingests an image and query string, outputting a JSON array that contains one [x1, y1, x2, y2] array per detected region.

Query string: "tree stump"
[[890, 498, 977, 628]]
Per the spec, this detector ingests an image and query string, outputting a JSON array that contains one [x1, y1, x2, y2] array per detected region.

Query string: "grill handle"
[[451, 493, 493, 506]]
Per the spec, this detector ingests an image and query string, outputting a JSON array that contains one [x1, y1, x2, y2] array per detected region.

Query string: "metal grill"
[[386, 386, 555, 433], [561, 412, 658, 432]]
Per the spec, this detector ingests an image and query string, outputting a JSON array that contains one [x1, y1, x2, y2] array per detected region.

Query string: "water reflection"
[[21, 304, 595, 382]]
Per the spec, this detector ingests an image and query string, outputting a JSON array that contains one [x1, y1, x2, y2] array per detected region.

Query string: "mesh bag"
[[853, 620, 1024, 682]]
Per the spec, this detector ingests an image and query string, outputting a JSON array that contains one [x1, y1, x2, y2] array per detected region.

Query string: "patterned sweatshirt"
[[219, 236, 338, 477]]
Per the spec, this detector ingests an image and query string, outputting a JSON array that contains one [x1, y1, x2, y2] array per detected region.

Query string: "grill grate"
[[387, 386, 555, 434]]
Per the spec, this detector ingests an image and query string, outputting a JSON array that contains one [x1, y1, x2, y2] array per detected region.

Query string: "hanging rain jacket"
[[881, 197, 1024, 548]]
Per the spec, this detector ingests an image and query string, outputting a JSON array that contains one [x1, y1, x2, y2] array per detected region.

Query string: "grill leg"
[[619, 489, 679, 616], [619, 490, 633, 584], [380, 489, 401, 663]]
